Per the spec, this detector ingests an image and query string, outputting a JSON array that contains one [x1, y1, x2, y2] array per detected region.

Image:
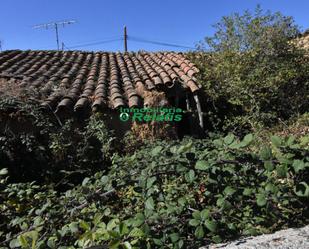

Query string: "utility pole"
[[33, 20, 76, 50], [124, 26, 128, 52], [55, 23, 59, 50], [0, 40, 2, 52]]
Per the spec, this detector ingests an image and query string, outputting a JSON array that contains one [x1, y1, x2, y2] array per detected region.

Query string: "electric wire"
[[62, 43, 70, 50], [128, 35, 196, 50], [66, 38, 123, 49], [52, 35, 196, 51]]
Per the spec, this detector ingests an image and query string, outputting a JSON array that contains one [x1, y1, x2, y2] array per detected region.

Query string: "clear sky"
[[0, 0, 308, 52]]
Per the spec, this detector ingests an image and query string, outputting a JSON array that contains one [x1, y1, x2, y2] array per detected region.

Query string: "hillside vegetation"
[[0, 6, 308, 249]]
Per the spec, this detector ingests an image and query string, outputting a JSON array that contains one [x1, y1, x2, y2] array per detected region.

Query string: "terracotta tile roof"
[[0, 50, 200, 114]]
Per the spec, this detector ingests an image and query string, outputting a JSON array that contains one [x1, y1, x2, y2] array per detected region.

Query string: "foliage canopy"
[[190, 6, 309, 132]]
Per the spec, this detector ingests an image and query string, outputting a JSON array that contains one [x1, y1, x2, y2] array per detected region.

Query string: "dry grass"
[[276, 114, 309, 138], [0, 78, 27, 100], [131, 122, 177, 141], [131, 90, 177, 140], [0, 77, 42, 102]]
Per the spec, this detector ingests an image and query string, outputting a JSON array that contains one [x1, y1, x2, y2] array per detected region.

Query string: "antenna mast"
[[33, 20, 76, 50]]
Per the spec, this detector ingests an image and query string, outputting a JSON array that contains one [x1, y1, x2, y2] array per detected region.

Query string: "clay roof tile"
[[0, 50, 201, 115]]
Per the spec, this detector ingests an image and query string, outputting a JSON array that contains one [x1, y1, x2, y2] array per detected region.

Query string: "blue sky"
[[0, 0, 308, 52]]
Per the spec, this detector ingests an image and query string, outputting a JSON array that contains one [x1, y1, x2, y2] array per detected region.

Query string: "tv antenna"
[[33, 20, 76, 50]]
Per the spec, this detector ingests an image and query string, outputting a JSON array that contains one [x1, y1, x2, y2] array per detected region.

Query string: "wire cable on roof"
[[66, 37, 123, 49], [66, 35, 121, 47], [128, 35, 196, 50], [62, 42, 70, 50], [60, 35, 195, 51]]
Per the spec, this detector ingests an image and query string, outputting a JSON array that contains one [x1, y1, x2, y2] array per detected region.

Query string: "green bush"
[[1, 133, 308, 248], [189, 6, 309, 132], [0, 98, 114, 185]]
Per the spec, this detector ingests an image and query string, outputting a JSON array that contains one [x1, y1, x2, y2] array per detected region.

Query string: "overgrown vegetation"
[[1, 134, 308, 248], [0, 6, 309, 249], [189, 6, 309, 133], [0, 98, 114, 186]]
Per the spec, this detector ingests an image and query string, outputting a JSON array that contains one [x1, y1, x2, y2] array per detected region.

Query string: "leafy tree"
[[191, 6, 309, 132], [202, 5, 300, 53]]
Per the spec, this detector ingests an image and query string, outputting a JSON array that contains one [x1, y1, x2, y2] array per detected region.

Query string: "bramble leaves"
[[294, 182, 309, 197], [195, 160, 210, 170], [256, 193, 267, 207], [0, 168, 8, 176], [145, 197, 155, 210], [292, 160, 306, 173], [0, 133, 308, 248], [271, 136, 282, 147], [204, 220, 217, 232]]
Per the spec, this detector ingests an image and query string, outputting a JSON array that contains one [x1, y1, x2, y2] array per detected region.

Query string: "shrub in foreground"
[[0, 133, 308, 248]]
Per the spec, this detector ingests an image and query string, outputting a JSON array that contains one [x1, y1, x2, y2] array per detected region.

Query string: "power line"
[[33, 20, 76, 50], [66, 38, 122, 49], [65, 35, 121, 46], [34, 24, 195, 51], [129, 35, 196, 50], [65, 36, 196, 51], [35, 36, 121, 50], [61, 42, 70, 50]]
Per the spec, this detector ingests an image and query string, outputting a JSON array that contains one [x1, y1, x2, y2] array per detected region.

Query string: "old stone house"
[[0, 50, 205, 138]]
